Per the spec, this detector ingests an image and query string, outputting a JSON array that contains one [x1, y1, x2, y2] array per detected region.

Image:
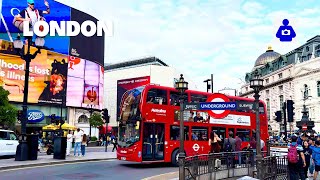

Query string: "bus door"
[[142, 123, 165, 161]]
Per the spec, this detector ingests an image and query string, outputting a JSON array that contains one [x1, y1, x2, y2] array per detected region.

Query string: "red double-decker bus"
[[117, 84, 268, 166]]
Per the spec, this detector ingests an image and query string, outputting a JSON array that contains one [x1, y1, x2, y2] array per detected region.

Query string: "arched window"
[[78, 115, 89, 123]]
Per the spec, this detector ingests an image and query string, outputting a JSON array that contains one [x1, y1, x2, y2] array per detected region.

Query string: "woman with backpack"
[[288, 136, 306, 180]]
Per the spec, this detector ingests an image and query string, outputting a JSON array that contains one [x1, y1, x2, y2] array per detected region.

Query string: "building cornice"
[[294, 68, 320, 79], [240, 77, 293, 97]]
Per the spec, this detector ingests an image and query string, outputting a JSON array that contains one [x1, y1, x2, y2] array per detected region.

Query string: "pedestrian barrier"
[[182, 151, 288, 180]]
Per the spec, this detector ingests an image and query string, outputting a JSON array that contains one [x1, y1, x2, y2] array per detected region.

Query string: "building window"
[[266, 90, 269, 96], [307, 54, 312, 60], [306, 46, 310, 52], [316, 50, 320, 57], [265, 78, 269, 84], [317, 81, 320, 97], [246, 87, 248, 92], [279, 85, 283, 92], [278, 73, 283, 79], [279, 95, 284, 116], [78, 115, 88, 123], [266, 99, 270, 121]]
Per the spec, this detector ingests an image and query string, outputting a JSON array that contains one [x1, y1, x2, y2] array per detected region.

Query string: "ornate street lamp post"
[[175, 74, 188, 180], [249, 72, 264, 179], [13, 35, 45, 161]]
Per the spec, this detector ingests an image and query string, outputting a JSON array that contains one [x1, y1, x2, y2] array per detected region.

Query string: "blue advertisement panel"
[[0, 0, 70, 54]]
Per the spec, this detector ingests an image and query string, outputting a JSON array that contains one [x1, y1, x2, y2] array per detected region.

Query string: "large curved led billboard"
[[66, 56, 104, 110], [0, 0, 105, 109]]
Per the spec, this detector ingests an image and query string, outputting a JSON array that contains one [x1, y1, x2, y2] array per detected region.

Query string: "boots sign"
[[27, 110, 45, 123]]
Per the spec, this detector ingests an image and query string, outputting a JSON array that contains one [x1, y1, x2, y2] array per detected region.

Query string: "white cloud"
[[241, 1, 265, 16]]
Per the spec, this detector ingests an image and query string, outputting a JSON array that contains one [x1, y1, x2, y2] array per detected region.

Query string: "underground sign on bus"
[[200, 93, 237, 119]]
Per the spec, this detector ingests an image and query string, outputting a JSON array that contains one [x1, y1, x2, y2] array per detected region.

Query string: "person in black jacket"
[[112, 137, 118, 152]]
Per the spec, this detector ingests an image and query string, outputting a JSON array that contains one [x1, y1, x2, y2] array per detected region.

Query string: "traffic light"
[[50, 114, 56, 124], [102, 108, 110, 123], [287, 100, 295, 122], [275, 111, 282, 122], [17, 110, 23, 122]]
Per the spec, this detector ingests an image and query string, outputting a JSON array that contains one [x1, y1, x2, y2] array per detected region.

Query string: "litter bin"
[[27, 134, 39, 160], [53, 136, 67, 159]]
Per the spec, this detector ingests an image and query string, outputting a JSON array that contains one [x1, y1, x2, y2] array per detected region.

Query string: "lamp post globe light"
[[249, 72, 264, 179], [13, 35, 44, 161], [175, 74, 188, 180]]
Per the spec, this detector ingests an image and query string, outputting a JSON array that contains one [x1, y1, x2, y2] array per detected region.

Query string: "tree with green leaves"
[[0, 86, 18, 127], [89, 112, 104, 128]]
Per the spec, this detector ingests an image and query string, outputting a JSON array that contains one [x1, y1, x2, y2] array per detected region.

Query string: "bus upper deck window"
[[147, 89, 167, 105]]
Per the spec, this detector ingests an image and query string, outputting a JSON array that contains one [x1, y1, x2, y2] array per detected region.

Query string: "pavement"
[[0, 146, 116, 171]]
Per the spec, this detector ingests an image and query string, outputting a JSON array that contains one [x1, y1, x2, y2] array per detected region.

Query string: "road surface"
[[0, 159, 178, 180]]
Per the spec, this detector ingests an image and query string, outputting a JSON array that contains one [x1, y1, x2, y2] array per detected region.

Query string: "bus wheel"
[[171, 149, 180, 167]]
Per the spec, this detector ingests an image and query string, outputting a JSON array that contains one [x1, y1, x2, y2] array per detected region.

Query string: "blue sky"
[[57, 0, 320, 92]]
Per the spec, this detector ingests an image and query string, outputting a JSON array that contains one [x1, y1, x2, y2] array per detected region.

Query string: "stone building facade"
[[240, 35, 320, 134]]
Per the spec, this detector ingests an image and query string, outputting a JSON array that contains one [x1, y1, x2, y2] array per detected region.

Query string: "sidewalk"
[[0, 151, 116, 171]]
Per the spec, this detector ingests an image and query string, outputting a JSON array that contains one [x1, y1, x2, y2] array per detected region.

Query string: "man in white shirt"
[[66, 130, 73, 156], [73, 128, 83, 156]]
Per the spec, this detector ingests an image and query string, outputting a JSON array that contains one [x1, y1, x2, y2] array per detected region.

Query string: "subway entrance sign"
[[201, 93, 236, 119]]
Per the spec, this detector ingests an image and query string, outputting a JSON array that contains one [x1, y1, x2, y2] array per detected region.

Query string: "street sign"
[[205, 93, 235, 119], [236, 101, 255, 111], [183, 103, 200, 110]]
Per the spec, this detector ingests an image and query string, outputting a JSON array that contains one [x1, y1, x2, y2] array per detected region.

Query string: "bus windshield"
[[118, 122, 141, 147], [119, 86, 145, 122]]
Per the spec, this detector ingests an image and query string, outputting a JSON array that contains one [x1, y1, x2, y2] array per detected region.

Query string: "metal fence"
[[183, 151, 288, 180]]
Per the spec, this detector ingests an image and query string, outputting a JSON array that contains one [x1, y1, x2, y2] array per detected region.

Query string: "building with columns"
[[240, 35, 320, 134]]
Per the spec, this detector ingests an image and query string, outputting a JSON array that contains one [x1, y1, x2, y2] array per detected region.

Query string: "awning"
[[42, 124, 58, 130], [61, 123, 77, 130]]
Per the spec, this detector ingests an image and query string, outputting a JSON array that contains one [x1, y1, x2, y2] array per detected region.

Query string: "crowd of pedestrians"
[[287, 132, 320, 180]]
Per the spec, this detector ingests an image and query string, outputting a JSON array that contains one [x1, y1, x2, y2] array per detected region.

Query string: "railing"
[[182, 151, 288, 180], [262, 156, 288, 180]]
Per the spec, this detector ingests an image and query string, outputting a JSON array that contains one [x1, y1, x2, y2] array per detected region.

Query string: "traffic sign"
[[183, 103, 200, 110], [206, 93, 235, 119]]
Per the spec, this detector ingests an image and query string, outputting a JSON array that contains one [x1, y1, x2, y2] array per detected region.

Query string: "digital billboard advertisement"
[[0, 0, 71, 54], [66, 56, 104, 110], [0, 40, 68, 105], [117, 76, 150, 121], [0, 0, 105, 66], [0, 0, 105, 109]]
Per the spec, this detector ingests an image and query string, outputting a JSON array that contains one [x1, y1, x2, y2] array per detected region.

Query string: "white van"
[[0, 129, 19, 156]]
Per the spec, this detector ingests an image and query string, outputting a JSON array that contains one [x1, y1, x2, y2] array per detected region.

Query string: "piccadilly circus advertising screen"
[[0, 0, 105, 109]]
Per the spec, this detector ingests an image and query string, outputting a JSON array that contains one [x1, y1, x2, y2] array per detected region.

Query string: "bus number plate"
[[121, 157, 126, 160]]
